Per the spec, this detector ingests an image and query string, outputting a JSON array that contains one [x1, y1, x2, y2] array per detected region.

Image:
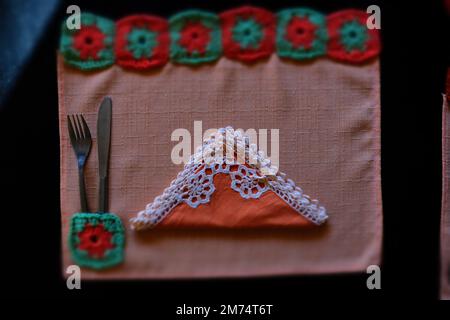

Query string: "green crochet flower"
[[276, 8, 327, 60], [169, 10, 222, 65], [339, 20, 368, 52], [127, 27, 158, 59], [232, 17, 263, 49]]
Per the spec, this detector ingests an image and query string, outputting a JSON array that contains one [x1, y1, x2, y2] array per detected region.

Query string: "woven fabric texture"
[[58, 54, 382, 279]]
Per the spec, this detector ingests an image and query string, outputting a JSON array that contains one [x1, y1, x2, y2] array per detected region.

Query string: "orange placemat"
[[58, 54, 382, 279]]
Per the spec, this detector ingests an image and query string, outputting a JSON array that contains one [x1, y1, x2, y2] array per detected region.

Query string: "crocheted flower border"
[[68, 213, 125, 269], [60, 7, 380, 70]]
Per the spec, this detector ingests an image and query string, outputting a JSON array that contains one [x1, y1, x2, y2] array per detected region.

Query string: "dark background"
[[1, 0, 448, 304]]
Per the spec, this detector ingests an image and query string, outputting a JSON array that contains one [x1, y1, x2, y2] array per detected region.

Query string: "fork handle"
[[78, 168, 88, 212]]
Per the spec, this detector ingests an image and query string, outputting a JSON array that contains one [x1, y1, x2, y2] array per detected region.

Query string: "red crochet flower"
[[285, 16, 317, 49], [179, 21, 211, 54], [220, 6, 275, 62], [115, 15, 169, 70], [327, 9, 380, 63], [73, 25, 106, 59], [77, 223, 114, 258]]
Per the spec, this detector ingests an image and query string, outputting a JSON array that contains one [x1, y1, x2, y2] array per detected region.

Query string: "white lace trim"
[[131, 127, 328, 230]]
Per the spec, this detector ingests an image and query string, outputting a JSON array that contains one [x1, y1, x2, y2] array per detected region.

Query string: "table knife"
[[97, 97, 112, 213]]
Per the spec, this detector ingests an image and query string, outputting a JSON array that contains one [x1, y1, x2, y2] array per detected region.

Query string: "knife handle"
[[98, 176, 108, 213]]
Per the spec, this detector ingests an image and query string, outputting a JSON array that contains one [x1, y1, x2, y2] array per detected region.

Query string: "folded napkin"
[[131, 127, 327, 230]]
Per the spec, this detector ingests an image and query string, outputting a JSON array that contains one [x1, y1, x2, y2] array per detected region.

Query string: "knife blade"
[[97, 97, 112, 213]]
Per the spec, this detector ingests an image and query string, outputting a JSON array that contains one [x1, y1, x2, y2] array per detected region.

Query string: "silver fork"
[[67, 114, 92, 212]]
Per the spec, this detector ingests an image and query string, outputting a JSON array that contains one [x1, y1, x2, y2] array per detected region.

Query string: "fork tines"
[[67, 114, 91, 143]]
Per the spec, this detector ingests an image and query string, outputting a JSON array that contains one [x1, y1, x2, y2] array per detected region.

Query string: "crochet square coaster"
[[276, 8, 327, 61], [115, 15, 169, 70], [68, 213, 125, 269], [60, 13, 115, 70], [169, 10, 222, 65], [327, 10, 380, 63], [220, 6, 275, 62]]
